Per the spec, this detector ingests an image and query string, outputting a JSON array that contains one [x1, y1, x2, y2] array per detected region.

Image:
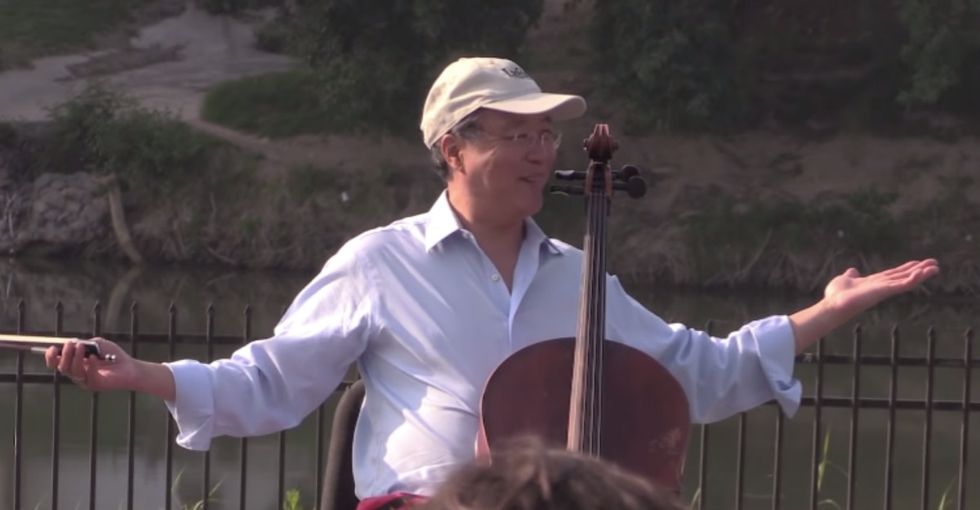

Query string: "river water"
[[0, 258, 976, 509]]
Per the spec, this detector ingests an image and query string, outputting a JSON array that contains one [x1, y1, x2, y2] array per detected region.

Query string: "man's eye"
[[512, 133, 533, 142]]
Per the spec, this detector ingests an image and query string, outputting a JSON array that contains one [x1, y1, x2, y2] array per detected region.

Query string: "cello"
[[477, 124, 691, 490]]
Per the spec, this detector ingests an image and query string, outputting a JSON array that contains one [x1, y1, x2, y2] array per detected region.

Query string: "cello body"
[[477, 124, 691, 491], [477, 337, 690, 489]]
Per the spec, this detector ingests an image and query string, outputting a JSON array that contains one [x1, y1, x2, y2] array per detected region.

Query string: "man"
[[46, 57, 939, 503]]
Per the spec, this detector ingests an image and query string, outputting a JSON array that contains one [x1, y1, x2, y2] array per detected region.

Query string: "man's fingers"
[[877, 261, 928, 280], [909, 265, 939, 283], [56, 342, 75, 374], [880, 260, 921, 276], [70, 342, 87, 380], [44, 346, 60, 369], [878, 260, 939, 282], [889, 266, 939, 289], [882, 259, 937, 276]]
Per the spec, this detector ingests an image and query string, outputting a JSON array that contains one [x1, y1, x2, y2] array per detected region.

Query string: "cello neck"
[[567, 159, 611, 455]]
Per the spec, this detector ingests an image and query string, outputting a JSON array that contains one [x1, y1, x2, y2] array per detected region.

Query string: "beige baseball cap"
[[420, 57, 587, 148]]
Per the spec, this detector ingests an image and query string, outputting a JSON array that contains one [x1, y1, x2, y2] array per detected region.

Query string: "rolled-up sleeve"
[[607, 276, 801, 423], [164, 242, 376, 450]]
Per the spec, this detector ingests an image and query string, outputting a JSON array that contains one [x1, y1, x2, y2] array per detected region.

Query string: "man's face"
[[451, 110, 558, 224]]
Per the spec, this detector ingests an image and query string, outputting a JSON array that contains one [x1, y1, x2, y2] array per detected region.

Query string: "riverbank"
[[0, 1, 976, 295], [1, 114, 977, 295]]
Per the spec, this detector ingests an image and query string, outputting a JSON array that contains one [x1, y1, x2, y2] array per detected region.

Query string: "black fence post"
[[203, 303, 214, 510], [884, 325, 900, 510], [127, 302, 139, 510], [88, 302, 102, 510], [810, 337, 825, 510], [847, 325, 861, 510], [13, 299, 26, 510], [921, 328, 936, 510], [51, 301, 63, 510], [957, 328, 973, 510], [165, 302, 177, 510], [240, 305, 251, 510]]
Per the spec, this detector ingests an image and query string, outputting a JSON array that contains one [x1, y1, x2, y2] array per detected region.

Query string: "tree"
[[292, 0, 544, 134]]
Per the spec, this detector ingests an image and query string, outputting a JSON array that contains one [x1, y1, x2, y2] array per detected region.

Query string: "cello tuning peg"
[[550, 184, 583, 196], [612, 176, 646, 199], [616, 164, 640, 180]]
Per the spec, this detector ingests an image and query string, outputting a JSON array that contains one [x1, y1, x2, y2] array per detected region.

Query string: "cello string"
[[588, 180, 608, 455], [584, 190, 597, 452], [596, 191, 605, 454], [592, 191, 601, 454], [594, 190, 606, 456], [584, 187, 599, 453]]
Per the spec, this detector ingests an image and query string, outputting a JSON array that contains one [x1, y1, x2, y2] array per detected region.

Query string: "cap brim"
[[482, 93, 587, 122]]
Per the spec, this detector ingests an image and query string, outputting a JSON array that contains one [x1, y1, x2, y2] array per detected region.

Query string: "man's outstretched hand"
[[791, 259, 940, 353], [823, 259, 940, 313], [44, 338, 176, 401]]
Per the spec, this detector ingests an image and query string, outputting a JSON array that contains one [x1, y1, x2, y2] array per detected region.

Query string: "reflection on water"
[[0, 259, 976, 509], [0, 258, 314, 338]]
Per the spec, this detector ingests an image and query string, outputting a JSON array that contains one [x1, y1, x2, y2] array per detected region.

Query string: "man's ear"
[[440, 135, 465, 175]]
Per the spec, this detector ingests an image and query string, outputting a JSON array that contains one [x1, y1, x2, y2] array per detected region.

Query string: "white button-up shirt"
[[165, 191, 801, 497]]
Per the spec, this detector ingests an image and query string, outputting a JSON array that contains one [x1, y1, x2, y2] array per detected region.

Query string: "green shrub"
[[591, 0, 980, 132], [94, 108, 215, 191], [39, 84, 220, 192], [38, 84, 131, 174], [592, 0, 745, 132], [896, 0, 980, 109], [0, 0, 155, 68], [254, 16, 295, 54], [208, 0, 542, 137], [289, 0, 544, 135], [201, 70, 327, 137]]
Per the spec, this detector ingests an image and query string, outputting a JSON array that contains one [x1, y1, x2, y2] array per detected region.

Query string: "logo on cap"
[[501, 65, 530, 79]]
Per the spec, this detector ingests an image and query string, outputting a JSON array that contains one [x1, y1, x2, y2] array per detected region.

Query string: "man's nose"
[[525, 137, 554, 162]]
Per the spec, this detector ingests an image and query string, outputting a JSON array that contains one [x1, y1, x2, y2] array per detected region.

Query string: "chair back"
[[320, 379, 365, 510]]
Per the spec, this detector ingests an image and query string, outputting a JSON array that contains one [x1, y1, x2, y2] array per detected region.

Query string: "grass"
[[0, 0, 154, 69], [282, 489, 306, 510], [201, 70, 333, 138], [172, 468, 225, 510]]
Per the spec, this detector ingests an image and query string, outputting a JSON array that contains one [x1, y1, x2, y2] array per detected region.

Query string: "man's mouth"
[[519, 175, 547, 184]]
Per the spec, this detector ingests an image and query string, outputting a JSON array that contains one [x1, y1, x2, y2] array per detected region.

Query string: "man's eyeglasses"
[[472, 127, 563, 150]]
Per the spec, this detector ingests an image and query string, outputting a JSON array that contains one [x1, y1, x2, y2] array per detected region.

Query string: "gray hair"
[[429, 110, 482, 180]]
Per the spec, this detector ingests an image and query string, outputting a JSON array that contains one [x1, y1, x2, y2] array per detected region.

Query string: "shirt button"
[[491, 274, 500, 282]]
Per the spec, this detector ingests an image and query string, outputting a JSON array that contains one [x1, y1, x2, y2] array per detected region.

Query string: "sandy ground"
[[0, 1, 292, 122]]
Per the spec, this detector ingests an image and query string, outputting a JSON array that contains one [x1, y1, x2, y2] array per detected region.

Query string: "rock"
[[5, 172, 112, 254]]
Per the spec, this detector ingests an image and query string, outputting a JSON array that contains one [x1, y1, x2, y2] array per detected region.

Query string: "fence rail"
[[1, 301, 976, 510]]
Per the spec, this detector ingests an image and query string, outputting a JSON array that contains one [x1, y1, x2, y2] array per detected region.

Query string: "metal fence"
[[1, 302, 976, 510], [691, 322, 977, 510]]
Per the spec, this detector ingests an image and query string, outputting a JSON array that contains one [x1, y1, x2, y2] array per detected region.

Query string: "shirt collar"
[[423, 190, 562, 256], [523, 215, 562, 256], [423, 191, 463, 251]]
